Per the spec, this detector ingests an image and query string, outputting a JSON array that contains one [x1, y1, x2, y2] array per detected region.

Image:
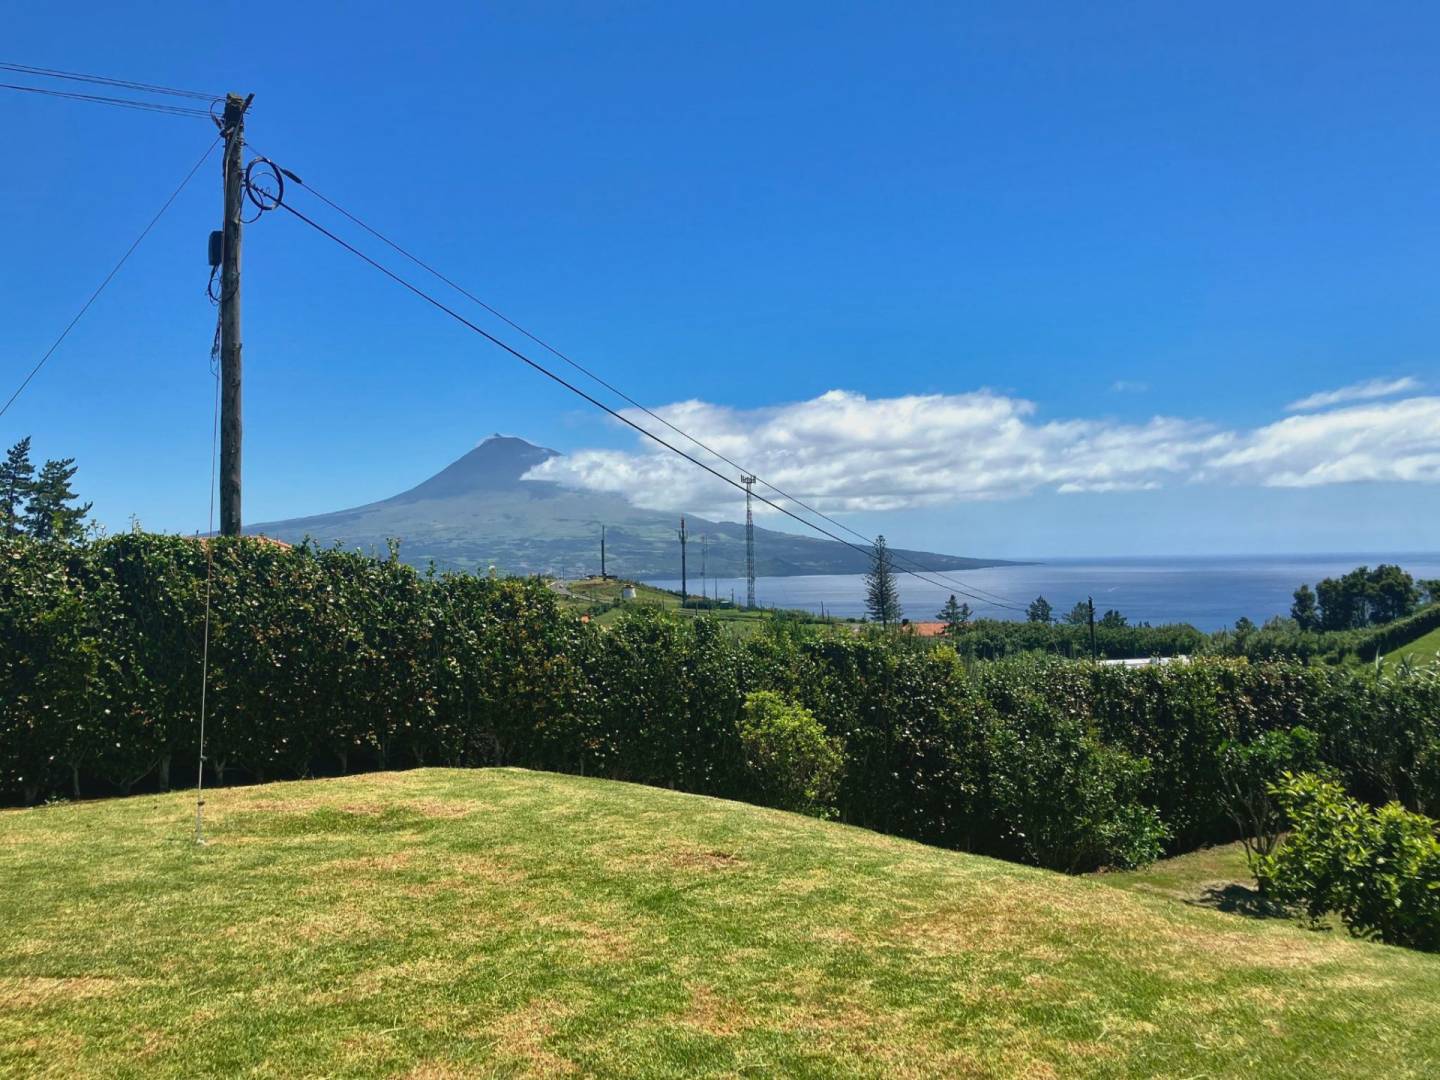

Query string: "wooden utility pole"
[[678, 517, 688, 609], [600, 525, 607, 579], [1088, 596, 1098, 661], [218, 93, 252, 536]]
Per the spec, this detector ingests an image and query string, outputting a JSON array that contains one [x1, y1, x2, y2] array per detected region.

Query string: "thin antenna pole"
[[195, 357, 221, 845]]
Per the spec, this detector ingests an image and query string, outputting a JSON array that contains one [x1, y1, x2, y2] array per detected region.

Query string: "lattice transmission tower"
[[741, 474, 757, 609]]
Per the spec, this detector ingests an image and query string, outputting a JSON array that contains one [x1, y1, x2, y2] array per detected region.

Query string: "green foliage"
[[0, 438, 35, 537], [6, 533, 1440, 885], [941, 616, 1203, 661], [1291, 583, 1318, 630], [23, 457, 91, 542], [1205, 599, 1440, 666], [737, 691, 843, 816], [936, 594, 970, 639], [1260, 773, 1440, 951], [1217, 726, 1321, 868], [1026, 595, 1052, 624], [863, 534, 901, 627], [1314, 564, 1421, 631], [982, 669, 1168, 871]]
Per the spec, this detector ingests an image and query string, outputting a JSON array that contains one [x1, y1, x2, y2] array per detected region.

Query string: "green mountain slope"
[[2, 769, 1437, 1078], [246, 435, 1015, 578]]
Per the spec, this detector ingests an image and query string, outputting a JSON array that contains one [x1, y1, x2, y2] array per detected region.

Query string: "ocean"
[[648, 553, 1440, 632]]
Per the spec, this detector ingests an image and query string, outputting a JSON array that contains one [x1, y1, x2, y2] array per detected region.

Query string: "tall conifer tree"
[[0, 437, 34, 536]]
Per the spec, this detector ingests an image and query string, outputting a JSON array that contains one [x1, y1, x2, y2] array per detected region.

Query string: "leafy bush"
[[737, 691, 843, 817], [1218, 726, 1321, 868], [1261, 773, 1440, 951], [983, 685, 1168, 871], [6, 533, 1440, 883]]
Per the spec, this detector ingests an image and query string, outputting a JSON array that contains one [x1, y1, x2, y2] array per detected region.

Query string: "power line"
[[0, 81, 212, 118], [271, 194, 1026, 612], [252, 153, 1027, 609], [0, 61, 217, 100], [0, 135, 222, 422]]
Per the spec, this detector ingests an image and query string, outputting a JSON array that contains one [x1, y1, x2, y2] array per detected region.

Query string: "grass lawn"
[[552, 576, 831, 635], [4, 770, 1440, 1078], [1383, 623, 1440, 667]]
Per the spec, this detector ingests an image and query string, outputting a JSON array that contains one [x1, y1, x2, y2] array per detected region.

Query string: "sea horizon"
[[647, 551, 1440, 632]]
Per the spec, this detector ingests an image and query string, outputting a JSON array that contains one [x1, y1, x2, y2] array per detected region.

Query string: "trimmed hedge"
[[4, 533, 1439, 873]]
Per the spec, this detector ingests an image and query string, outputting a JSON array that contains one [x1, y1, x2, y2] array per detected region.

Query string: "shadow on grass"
[[1186, 882, 1294, 920]]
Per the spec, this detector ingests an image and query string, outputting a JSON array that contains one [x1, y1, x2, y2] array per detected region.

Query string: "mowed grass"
[[554, 577, 822, 635], [1383, 622, 1440, 666], [3, 771, 1440, 1078]]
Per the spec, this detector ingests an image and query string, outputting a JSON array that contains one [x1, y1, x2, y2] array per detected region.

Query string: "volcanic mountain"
[[247, 436, 1013, 579]]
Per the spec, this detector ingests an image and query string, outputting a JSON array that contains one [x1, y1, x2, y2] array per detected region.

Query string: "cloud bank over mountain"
[[527, 382, 1440, 517]]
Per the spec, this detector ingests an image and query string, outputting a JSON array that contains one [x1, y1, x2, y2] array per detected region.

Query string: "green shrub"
[[983, 684, 1168, 872], [1218, 726, 1321, 868], [1260, 773, 1440, 951], [5, 532, 1440, 886], [738, 691, 843, 817]]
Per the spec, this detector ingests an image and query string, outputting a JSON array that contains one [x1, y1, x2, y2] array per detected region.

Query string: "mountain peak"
[[389, 436, 560, 503]]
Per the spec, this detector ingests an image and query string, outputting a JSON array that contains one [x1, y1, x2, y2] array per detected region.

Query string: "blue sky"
[[2, 2, 1437, 557]]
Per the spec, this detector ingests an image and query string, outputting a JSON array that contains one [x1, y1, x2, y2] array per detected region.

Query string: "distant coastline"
[[648, 552, 1440, 631]]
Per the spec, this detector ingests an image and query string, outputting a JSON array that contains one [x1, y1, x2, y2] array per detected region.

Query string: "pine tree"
[[1027, 595, 1053, 624], [24, 457, 92, 542], [864, 534, 902, 628], [1290, 583, 1318, 631], [1, 437, 35, 536], [936, 594, 971, 639]]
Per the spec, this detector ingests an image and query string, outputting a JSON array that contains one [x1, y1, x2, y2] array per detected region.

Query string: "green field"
[[551, 576, 833, 634], [1383, 623, 1440, 667], [4, 770, 1439, 1078]]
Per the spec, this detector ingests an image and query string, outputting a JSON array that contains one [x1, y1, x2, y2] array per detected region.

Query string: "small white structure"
[[620, 585, 636, 600], [1096, 655, 1190, 668]]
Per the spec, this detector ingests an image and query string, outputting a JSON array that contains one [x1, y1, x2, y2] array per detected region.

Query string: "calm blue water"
[[649, 554, 1440, 632]]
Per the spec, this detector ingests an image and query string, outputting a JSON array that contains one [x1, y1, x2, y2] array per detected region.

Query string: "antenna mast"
[[741, 475, 757, 610]]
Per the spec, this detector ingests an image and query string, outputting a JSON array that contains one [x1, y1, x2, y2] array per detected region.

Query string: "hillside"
[[3, 770, 1439, 1078], [246, 435, 1014, 578]]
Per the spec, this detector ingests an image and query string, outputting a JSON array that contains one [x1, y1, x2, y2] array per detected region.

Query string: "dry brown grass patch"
[[530, 912, 634, 961], [324, 852, 414, 873], [484, 997, 579, 1076], [678, 984, 752, 1037], [0, 975, 130, 1007]]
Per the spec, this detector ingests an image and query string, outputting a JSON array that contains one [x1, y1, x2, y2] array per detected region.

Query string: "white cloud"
[[1209, 397, 1440, 487], [1285, 376, 1420, 412], [524, 386, 1440, 518], [1111, 380, 1149, 393]]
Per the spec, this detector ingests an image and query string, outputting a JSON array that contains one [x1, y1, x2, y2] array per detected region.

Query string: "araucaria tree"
[[1027, 595, 1053, 624], [865, 535, 902, 627], [0, 438, 34, 537], [25, 457, 91, 542], [937, 594, 971, 639]]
